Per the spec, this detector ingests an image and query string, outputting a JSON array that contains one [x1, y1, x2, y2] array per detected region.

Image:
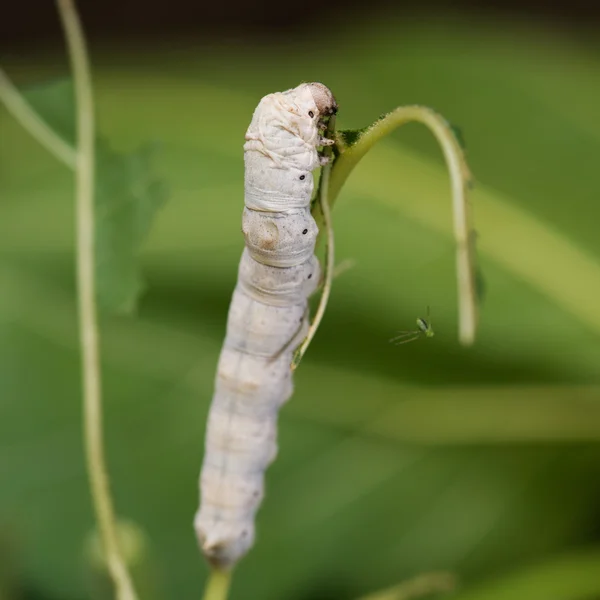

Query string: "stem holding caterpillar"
[[324, 105, 477, 345], [202, 567, 233, 600], [291, 114, 337, 371]]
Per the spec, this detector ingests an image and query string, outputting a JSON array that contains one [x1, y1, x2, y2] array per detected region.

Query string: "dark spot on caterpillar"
[[242, 530, 248, 538], [299, 175, 305, 180], [308, 273, 313, 279], [308, 111, 314, 118], [302, 229, 308, 234], [253, 490, 260, 497]]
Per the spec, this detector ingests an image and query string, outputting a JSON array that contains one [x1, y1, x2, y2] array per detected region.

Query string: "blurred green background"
[[1, 3, 600, 599]]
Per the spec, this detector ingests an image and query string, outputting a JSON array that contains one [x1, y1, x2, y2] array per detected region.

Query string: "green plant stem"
[[55, 2, 139, 600], [0, 67, 77, 169], [292, 115, 336, 370], [356, 571, 457, 600], [328, 106, 477, 346], [202, 568, 232, 600]]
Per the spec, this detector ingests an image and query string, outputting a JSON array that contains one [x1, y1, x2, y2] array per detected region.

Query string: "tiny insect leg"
[[318, 117, 335, 159], [319, 137, 335, 146], [389, 331, 421, 345]]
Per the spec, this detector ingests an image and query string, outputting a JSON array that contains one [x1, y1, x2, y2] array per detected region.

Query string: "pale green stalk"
[[292, 114, 337, 370], [56, 1, 139, 599], [0, 67, 76, 169], [327, 106, 477, 345], [202, 568, 232, 600], [357, 571, 457, 600]]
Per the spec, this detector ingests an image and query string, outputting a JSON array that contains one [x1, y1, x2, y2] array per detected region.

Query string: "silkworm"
[[194, 82, 337, 568]]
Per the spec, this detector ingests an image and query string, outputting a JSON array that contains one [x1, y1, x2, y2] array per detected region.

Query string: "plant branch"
[[55, 1, 139, 599], [356, 571, 457, 600], [292, 115, 336, 370], [0, 67, 76, 169], [328, 106, 477, 346], [202, 568, 232, 600]]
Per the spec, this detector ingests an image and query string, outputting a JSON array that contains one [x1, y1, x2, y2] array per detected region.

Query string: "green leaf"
[[22, 77, 76, 143], [335, 127, 370, 153], [22, 78, 168, 313], [94, 138, 168, 314]]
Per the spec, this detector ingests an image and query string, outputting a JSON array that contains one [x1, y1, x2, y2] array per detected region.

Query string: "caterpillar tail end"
[[194, 511, 255, 569]]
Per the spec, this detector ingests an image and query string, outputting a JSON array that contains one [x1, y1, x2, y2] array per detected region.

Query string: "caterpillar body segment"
[[194, 83, 337, 568]]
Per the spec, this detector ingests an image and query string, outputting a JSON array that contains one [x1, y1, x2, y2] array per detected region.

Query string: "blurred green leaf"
[[23, 78, 76, 143], [21, 78, 168, 313], [94, 138, 168, 314]]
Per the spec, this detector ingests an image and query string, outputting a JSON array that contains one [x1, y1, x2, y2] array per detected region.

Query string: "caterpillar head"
[[306, 82, 338, 118]]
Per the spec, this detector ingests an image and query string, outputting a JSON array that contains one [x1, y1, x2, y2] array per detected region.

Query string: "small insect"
[[390, 307, 435, 345]]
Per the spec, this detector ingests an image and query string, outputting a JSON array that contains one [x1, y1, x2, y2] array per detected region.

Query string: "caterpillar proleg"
[[194, 82, 337, 568]]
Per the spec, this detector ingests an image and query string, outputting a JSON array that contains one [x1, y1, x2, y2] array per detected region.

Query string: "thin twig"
[[202, 568, 233, 600], [291, 115, 337, 371], [55, 1, 139, 600], [0, 67, 76, 169], [356, 571, 457, 600], [328, 106, 477, 346]]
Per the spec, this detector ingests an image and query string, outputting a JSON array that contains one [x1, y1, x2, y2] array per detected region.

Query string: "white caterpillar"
[[194, 82, 337, 567]]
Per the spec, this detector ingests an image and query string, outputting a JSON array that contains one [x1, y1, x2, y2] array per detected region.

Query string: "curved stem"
[[55, 1, 139, 600], [328, 106, 477, 346], [0, 67, 76, 169], [202, 568, 232, 600], [356, 571, 457, 600], [292, 115, 336, 370]]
